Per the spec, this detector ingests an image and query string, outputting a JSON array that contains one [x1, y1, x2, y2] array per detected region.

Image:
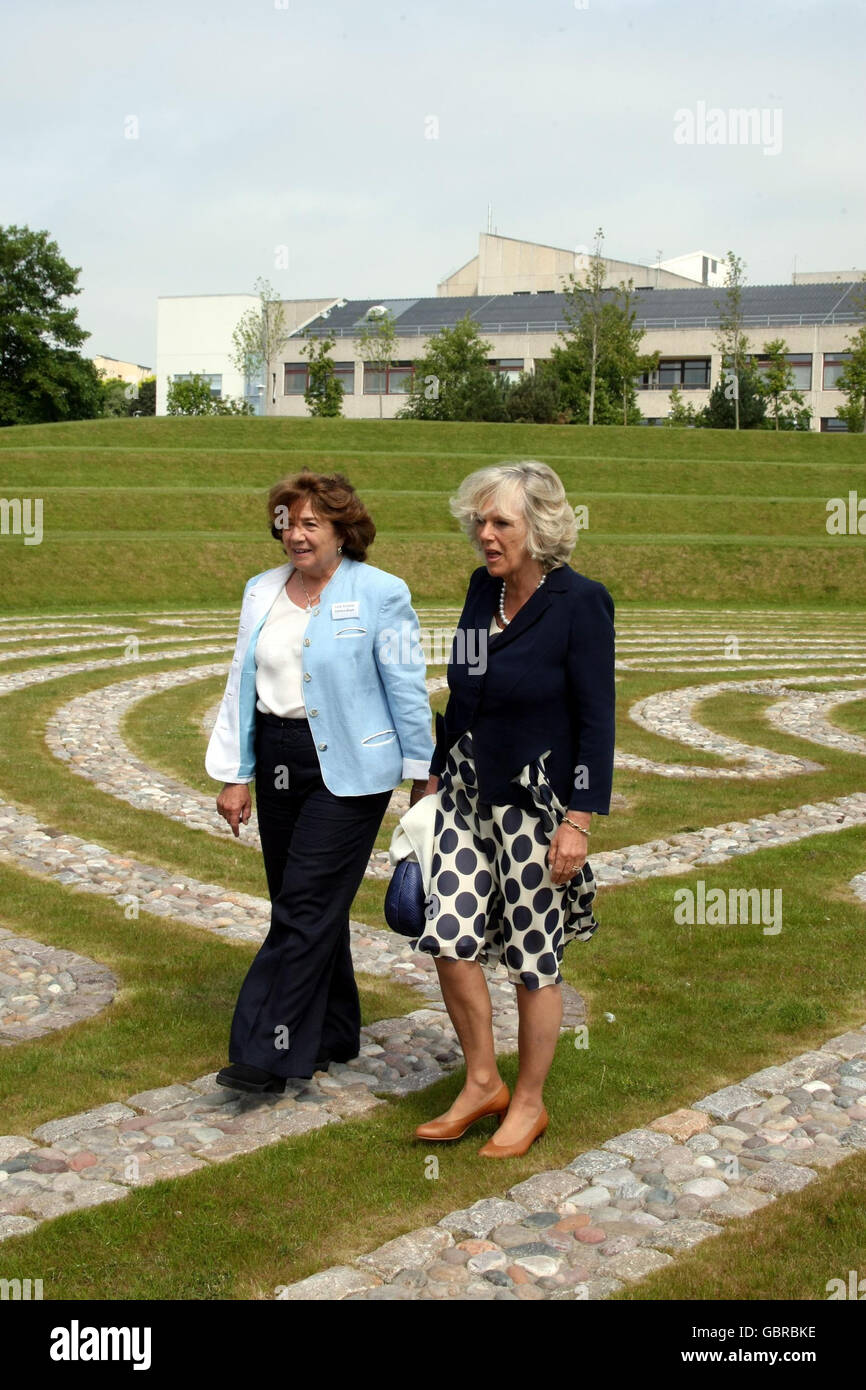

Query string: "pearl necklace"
[[498, 572, 547, 626]]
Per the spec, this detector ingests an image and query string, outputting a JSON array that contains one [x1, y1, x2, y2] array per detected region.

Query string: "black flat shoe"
[[216, 1063, 286, 1094]]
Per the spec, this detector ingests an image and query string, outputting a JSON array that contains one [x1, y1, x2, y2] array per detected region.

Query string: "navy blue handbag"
[[384, 856, 426, 937]]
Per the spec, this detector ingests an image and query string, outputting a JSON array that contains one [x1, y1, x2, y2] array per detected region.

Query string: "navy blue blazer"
[[429, 563, 616, 814]]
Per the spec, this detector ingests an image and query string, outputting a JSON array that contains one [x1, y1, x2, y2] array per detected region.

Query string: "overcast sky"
[[2, 0, 863, 367]]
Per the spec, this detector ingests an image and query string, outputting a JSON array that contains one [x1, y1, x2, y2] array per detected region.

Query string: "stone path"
[[1, 607, 865, 1291], [41, 664, 448, 874], [275, 1026, 866, 1301], [620, 676, 861, 779], [0, 981, 585, 1242], [0, 928, 115, 1045], [765, 688, 866, 757], [614, 608, 866, 675]]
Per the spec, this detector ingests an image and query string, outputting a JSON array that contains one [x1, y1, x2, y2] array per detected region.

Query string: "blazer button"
[[318, 742, 327, 751], [309, 708, 318, 716], [303, 672, 311, 682], [303, 637, 311, 647]]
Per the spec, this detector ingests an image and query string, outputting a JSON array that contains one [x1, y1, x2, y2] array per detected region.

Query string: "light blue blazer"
[[205, 556, 435, 796]]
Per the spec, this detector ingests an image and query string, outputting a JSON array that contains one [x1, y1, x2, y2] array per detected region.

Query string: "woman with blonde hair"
[[413, 460, 615, 1156]]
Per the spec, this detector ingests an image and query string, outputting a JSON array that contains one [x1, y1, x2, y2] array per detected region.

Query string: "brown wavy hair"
[[267, 471, 375, 561]]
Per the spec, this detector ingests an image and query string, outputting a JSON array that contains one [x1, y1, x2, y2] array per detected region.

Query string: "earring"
[[337, 545, 343, 554]]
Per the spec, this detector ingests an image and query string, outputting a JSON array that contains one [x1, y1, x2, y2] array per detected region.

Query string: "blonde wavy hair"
[[449, 460, 576, 569]]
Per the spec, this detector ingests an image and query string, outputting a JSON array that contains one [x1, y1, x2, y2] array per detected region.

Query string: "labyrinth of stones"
[[1, 602, 865, 1301]]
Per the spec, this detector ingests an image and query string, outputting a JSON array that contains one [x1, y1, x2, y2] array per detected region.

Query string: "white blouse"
[[254, 586, 311, 718]]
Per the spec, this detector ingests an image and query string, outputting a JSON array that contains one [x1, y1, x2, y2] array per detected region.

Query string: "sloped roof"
[[293, 282, 862, 338]]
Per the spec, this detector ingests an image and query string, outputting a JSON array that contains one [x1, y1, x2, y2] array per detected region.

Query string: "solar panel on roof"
[[290, 283, 860, 337]]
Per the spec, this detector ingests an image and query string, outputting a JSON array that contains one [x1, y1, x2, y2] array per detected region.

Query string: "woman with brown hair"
[[206, 472, 433, 1092]]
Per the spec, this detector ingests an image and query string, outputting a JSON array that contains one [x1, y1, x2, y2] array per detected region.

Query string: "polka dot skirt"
[[412, 731, 600, 990]]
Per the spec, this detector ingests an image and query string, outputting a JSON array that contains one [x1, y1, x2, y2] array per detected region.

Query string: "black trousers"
[[228, 711, 392, 1079]]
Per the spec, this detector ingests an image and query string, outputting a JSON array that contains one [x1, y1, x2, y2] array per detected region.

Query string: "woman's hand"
[[410, 775, 440, 806], [217, 782, 252, 837], [547, 817, 590, 885]]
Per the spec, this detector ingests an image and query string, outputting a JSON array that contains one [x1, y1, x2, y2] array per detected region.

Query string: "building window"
[[820, 417, 849, 432], [284, 362, 355, 395], [387, 364, 413, 394], [751, 353, 812, 390], [636, 358, 710, 390], [334, 363, 354, 395], [823, 353, 851, 389], [488, 358, 525, 385], [363, 362, 415, 394], [284, 365, 307, 394], [172, 372, 222, 399]]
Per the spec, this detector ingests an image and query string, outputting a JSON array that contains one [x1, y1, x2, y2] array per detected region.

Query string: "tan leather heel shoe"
[[478, 1106, 549, 1158], [414, 1082, 510, 1142]]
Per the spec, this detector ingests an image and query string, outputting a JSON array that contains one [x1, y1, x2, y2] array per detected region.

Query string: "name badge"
[[331, 601, 360, 618]]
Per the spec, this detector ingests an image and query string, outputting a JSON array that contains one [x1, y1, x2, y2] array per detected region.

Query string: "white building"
[[437, 232, 725, 296], [271, 282, 862, 431], [155, 294, 336, 415], [154, 237, 863, 430]]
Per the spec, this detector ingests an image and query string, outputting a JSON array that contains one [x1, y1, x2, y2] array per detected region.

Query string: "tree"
[[229, 277, 287, 414], [212, 394, 255, 416], [96, 370, 156, 419], [166, 373, 253, 416], [546, 296, 652, 425], [836, 330, 866, 432], [756, 338, 811, 430], [667, 386, 696, 427], [713, 251, 749, 430], [301, 334, 344, 417], [0, 224, 104, 427], [698, 363, 767, 429], [98, 375, 132, 418], [546, 234, 655, 425], [166, 375, 215, 415], [836, 281, 866, 433], [128, 376, 156, 417], [561, 226, 607, 425], [397, 316, 507, 421], [607, 281, 658, 425], [504, 368, 569, 423], [356, 307, 398, 419]]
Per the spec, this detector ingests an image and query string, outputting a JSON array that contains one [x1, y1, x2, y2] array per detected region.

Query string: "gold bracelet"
[[563, 815, 590, 835]]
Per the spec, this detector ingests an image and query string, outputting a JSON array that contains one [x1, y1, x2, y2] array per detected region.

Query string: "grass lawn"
[[1, 416, 864, 608], [0, 416, 863, 1300]]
